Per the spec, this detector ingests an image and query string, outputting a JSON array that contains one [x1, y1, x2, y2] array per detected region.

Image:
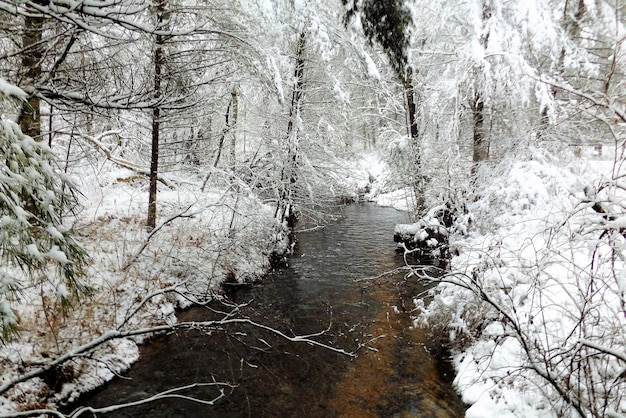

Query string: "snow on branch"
[[0, 382, 235, 418], [578, 339, 626, 364], [535, 76, 626, 124], [120, 203, 196, 272], [0, 78, 27, 100]]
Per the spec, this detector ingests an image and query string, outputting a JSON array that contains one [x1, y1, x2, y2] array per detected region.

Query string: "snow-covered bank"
[[418, 147, 626, 417], [0, 163, 288, 413], [0, 146, 383, 415], [347, 148, 626, 418], [341, 151, 415, 212]]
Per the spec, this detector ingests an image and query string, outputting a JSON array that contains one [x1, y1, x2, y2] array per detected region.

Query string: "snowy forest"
[[0, 0, 624, 417]]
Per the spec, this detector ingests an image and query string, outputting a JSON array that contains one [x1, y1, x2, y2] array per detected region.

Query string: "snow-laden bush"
[[418, 149, 626, 418], [0, 164, 290, 411]]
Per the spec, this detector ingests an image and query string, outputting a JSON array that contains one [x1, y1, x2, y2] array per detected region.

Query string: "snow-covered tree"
[[416, 0, 626, 416]]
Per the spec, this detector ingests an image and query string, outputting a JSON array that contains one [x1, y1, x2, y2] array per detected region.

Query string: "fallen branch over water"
[[0, 382, 236, 418], [0, 317, 355, 399]]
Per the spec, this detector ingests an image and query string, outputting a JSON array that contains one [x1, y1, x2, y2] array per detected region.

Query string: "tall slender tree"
[[17, 7, 44, 140], [470, 1, 491, 174], [342, 0, 430, 212], [275, 30, 307, 226], [147, 0, 167, 230]]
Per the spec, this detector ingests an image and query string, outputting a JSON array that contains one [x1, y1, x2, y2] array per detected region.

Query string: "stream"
[[73, 203, 466, 417]]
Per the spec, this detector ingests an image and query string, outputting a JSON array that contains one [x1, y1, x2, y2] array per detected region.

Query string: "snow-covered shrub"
[[418, 150, 626, 418]]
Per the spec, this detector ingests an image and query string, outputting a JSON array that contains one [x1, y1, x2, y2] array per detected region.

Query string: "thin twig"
[[121, 203, 196, 271]]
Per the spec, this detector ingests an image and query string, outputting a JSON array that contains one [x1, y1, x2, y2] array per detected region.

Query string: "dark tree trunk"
[[201, 99, 235, 191], [470, 2, 491, 177], [405, 67, 419, 141], [470, 92, 488, 166], [404, 66, 425, 214], [147, 1, 166, 231], [230, 87, 238, 168], [276, 31, 306, 226], [215, 100, 232, 170], [18, 12, 43, 140], [286, 31, 306, 142]]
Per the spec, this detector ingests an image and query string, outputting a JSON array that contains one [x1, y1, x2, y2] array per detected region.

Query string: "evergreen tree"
[[0, 80, 88, 342], [342, 0, 412, 79]]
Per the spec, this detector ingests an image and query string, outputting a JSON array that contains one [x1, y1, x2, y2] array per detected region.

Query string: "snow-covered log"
[[394, 204, 455, 258]]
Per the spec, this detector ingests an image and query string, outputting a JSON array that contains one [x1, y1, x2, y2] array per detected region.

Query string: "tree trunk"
[[147, 1, 166, 231], [404, 66, 425, 214], [276, 31, 306, 227], [230, 87, 238, 168], [18, 12, 43, 140], [405, 67, 419, 141], [470, 92, 488, 165], [470, 2, 491, 177], [537, 0, 585, 141], [214, 100, 231, 170], [286, 32, 306, 143], [201, 99, 234, 191]]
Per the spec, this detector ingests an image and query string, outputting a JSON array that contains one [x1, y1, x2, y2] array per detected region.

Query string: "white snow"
[[46, 225, 65, 240], [26, 244, 42, 258], [0, 0, 622, 415], [0, 78, 26, 100], [0, 156, 289, 413], [362, 51, 381, 80], [418, 148, 626, 418], [46, 246, 69, 264]]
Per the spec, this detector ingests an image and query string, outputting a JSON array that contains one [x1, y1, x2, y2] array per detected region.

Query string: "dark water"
[[70, 204, 466, 417]]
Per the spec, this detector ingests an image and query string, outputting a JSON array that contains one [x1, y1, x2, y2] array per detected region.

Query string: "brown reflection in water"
[[331, 276, 465, 418]]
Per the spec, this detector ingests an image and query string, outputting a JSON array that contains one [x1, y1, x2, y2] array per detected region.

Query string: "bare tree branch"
[[121, 203, 196, 272], [0, 382, 236, 418], [0, 316, 354, 397]]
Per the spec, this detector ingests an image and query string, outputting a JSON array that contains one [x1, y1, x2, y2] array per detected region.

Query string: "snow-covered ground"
[[346, 151, 415, 212], [416, 146, 626, 417], [0, 143, 388, 414]]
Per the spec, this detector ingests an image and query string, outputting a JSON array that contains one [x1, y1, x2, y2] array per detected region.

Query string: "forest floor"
[[0, 164, 289, 413]]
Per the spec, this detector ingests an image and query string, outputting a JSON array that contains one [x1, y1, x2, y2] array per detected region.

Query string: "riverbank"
[[0, 148, 387, 414], [0, 150, 458, 416], [0, 167, 290, 414], [418, 147, 626, 418], [357, 146, 626, 417]]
